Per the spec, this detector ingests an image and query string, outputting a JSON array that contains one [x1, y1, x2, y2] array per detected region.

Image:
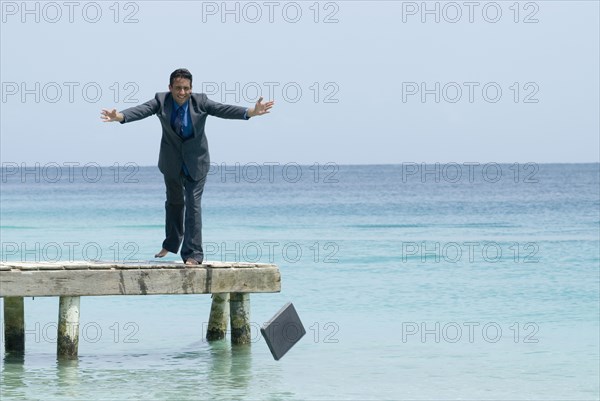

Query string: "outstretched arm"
[[204, 95, 274, 120], [247, 96, 274, 117], [100, 95, 160, 124]]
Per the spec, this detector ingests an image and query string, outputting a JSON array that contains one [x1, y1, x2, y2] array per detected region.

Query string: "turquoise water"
[[1, 163, 599, 400]]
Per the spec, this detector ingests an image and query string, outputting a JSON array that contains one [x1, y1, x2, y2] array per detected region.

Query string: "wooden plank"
[[0, 261, 272, 270], [61, 262, 119, 270], [4, 263, 43, 271], [0, 266, 281, 297]]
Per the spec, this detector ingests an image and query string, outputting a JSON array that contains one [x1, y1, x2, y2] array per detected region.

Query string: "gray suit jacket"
[[120, 92, 248, 180]]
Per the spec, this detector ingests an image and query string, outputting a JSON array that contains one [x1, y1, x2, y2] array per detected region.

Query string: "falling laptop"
[[261, 302, 305, 360]]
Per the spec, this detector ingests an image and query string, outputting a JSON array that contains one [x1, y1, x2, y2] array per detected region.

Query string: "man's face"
[[169, 77, 192, 105]]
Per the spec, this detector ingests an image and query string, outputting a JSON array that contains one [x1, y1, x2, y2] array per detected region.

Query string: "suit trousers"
[[162, 171, 207, 262]]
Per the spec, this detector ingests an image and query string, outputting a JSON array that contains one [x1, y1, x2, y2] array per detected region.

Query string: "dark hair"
[[170, 68, 193, 86]]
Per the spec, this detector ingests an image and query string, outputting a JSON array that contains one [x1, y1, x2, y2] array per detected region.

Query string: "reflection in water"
[[229, 344, 252, 389], [2, 352, 25, 400], [3, 352, 25, 364], [206, 340, 252, 398], [0, 342, 292, 400], [56, 358, 80, 398]]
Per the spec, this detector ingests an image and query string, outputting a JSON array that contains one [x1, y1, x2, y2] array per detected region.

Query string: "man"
[[101, 68, 274, 265]]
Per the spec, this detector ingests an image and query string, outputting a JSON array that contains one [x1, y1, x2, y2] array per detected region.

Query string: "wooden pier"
[[0, 261, 281, 359]]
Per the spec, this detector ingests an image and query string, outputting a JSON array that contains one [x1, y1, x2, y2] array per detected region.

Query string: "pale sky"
[[1, 1, 599, 166]]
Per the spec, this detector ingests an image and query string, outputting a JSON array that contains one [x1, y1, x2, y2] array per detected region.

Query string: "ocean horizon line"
[[1, 161, 599, 169]]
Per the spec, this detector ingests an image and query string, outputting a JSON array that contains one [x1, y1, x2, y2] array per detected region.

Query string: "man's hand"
[[101, 108, 124, 123], [247, 97, 274, 118]]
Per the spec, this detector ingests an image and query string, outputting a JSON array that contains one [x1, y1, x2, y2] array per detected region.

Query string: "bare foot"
[[155, 248, 169, 258], [185, 258, 199, 266]]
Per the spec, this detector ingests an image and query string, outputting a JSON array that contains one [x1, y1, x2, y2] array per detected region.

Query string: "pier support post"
[[230, 293, 251, 345], [57, 296, 80, 359], [3, 297, 25, 353], [206, 293, 230, 341]]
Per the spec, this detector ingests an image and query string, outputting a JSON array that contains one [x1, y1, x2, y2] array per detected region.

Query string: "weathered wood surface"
[[0, 261, 281, 297]]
